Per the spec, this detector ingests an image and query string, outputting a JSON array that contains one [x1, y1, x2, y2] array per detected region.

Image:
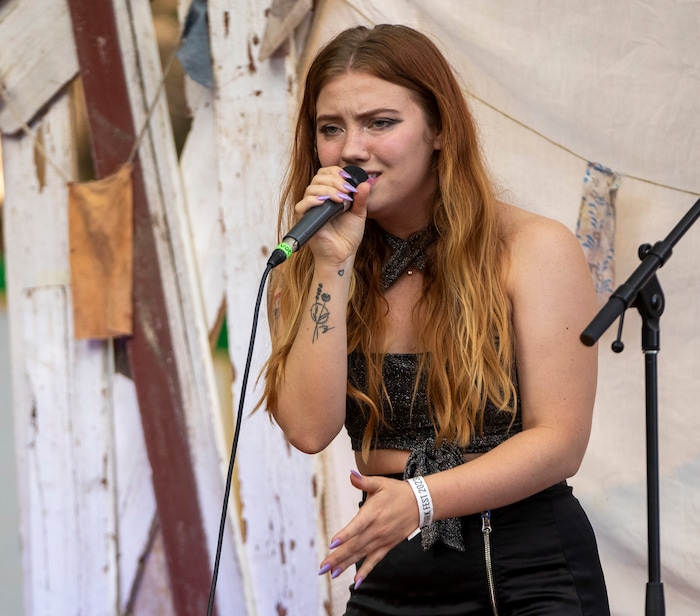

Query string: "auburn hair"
[[260, 24, 516, 458]]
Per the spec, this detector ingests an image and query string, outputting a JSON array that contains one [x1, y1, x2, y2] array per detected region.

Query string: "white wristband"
[[407, 476, 434, 530]]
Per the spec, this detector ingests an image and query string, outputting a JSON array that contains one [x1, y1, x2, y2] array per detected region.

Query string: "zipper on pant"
[[481, 510, 499, 616]]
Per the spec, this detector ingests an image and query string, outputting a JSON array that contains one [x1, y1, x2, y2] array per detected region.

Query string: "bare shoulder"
[[498, 203, 588, 280], [499, 203, 579, 252], [501, 204, 592, 304]]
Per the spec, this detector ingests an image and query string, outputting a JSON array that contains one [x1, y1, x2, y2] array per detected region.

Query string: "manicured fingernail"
[[329, 538, 342, 549], [350, 469, 362, 480], [339, 169, 352, 179], [331, 567, 343, 579], [337, 191, 353, 201], [343, 182, 358, 193], [318, 563, 331, 575], [354, 576, 364, 590], [316, 195, 331, 201]]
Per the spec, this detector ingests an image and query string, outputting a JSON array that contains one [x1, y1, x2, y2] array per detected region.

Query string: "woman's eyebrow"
[[316, 108, 401, 124]]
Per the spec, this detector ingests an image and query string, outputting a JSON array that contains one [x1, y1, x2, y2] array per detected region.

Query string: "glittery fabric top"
[[345, 352, 521, 454], [345, 351, 522, 551]]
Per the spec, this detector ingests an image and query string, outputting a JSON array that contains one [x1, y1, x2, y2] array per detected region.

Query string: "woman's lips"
[[366, 172, 379, 187]]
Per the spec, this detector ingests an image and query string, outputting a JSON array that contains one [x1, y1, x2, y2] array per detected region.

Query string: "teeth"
[[368, 173, 378, 178]]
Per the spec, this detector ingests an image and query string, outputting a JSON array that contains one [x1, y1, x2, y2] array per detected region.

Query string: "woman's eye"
[[371, 118, 396, 129], [318, 125, 341, 136]]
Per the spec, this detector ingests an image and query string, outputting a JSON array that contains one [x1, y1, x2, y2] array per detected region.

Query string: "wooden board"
[[0, 0, 78, 133], [208, 1, 326, 613], [2, 88, 120, 615]]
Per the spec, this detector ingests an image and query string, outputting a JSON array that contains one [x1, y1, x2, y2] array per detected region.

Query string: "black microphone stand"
[[581, 197, 700, 616]]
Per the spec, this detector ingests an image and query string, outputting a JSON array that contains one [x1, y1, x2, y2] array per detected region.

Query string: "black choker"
[[380, 227, 435, 289]]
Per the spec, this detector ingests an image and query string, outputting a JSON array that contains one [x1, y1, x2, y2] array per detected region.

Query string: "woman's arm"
[[268, 168, 371, 453], [272, 259, 354, 452], [429, 212, 599, 512]]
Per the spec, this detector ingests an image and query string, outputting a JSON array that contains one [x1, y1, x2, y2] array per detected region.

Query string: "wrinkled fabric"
[[403, 438, 466, 551], [68, 163, 133, 339], [380, 227, 435, 289], [346, 482, 610, 615], [177, 0, 214, 88], [576, 162, 621, 304]]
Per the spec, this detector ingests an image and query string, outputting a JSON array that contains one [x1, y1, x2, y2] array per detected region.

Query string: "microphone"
[[267, 165, 369, 268]]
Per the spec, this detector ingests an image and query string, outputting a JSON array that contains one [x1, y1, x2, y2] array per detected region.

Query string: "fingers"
[[349, 468, 376, 491], [292, 167, 371, 263], [320, 517, 394, 585], [297, 166, 360, 218], [319, 472, 419, 589]]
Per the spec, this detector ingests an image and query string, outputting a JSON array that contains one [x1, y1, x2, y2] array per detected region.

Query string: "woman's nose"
[[341, 127, 370, 163]]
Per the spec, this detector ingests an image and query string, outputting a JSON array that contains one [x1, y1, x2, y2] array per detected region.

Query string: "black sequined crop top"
[[345, 352, 522, 454]]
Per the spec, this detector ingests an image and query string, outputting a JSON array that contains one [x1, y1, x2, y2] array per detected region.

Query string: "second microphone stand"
[[581, 197, 700, 616]]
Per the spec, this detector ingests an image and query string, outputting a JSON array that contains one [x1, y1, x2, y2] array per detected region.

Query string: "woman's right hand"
[[319, 472, 420, 589], [295, 166, 371, 265]]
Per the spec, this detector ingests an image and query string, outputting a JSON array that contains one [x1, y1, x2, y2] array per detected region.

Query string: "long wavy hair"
[[260, 24, 517, 458]]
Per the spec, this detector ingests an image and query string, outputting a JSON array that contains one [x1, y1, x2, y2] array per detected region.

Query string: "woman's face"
[[315, 71, 442, 236]]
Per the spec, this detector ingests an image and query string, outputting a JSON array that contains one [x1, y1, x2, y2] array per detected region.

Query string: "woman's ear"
[[433, 129, 443, 151]]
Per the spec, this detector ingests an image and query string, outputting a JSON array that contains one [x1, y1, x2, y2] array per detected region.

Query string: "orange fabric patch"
[[69, 163, 133, 339]]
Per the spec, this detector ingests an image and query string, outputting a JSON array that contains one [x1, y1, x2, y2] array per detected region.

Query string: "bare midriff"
[[355, 448, 485, 476]]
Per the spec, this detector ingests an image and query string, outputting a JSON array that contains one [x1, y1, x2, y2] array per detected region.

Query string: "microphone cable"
[[205, 166, 367, 613], [206, 262, 274, 615]]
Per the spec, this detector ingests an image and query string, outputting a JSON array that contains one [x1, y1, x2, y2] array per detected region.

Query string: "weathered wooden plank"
[[175, 0, 227, 337], [128, 526, 177, 616], [0, 0, 79, 133], [2, 89, 120, 615], [66, 1, 214, 613], [208, 1, 324, 614], [112, 373, 159, 612], [259, 0, 313, 61], [178, 81, 225, 333], [112, 0, 248, 613]]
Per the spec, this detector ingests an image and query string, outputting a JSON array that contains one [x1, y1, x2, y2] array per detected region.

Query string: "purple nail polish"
[[331, 567, 343, 579], [316, 195, 331, 201], [343, 182, 359, 193], [354, 576, 364, 590], [350, 469, 362, 480], [329, 538, 342, 549], [318, 563, 331, 575], [339, 169, 352, 179], [337, 191, 353, 201]]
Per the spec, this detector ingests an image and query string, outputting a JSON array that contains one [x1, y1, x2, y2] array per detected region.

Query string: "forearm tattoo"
[[310, 282, 333, 342]]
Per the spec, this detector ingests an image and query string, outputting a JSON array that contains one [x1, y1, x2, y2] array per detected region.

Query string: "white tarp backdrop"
[[296, 1, 700, 615]]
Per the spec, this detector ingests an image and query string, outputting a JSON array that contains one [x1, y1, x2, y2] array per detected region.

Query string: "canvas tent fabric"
[[299, 2, 700, 615]]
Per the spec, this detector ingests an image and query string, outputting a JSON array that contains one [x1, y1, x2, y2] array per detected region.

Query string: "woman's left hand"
[[318, 471, 419, 589]]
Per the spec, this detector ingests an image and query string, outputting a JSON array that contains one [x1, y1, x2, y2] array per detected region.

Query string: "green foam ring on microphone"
[[275, 242, 294, 259]]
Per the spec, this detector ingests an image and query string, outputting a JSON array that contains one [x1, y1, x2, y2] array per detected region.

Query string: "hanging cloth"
[[575, 162, 621, 305], [177, 0, 214, 88], [68, 163, 133, 339]]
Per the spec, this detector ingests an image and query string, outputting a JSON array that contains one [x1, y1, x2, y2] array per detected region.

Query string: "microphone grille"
[[342, 165, 369, 187]]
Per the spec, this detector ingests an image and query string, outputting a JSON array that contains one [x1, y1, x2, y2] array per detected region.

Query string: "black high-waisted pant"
[[344, 481, 610, 615]]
